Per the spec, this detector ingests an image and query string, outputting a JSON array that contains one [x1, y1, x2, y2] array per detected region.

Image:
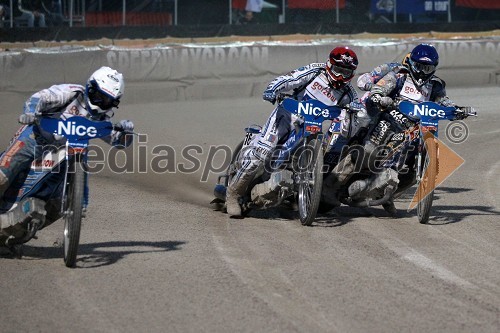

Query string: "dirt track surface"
[[0, 86, 499, 333]]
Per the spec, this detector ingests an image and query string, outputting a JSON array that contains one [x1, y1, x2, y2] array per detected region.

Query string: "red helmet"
[[326, 46, 358, 88]]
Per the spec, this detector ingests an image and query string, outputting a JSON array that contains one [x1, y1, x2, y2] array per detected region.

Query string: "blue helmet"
[[407, 44, 439, 87]]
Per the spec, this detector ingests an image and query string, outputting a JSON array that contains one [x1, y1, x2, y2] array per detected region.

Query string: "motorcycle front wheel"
[[63, 159, 85, 267], [227, 140, 244, 183], [417, 137, 438, 224], [297, 137, 324, 226]]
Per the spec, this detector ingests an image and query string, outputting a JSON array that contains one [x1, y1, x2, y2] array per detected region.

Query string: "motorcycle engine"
[[348, 168, 399, 200]]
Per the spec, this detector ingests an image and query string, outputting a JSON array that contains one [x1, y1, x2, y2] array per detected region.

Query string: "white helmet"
[[85, 66, 124, 117]]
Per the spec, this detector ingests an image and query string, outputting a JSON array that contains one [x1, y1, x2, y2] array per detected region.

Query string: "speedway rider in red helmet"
[[225, 46, 367, 217]]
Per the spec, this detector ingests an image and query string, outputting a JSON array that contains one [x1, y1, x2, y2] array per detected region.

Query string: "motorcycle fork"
[[60, 142, 86, 215], [415, 128, 437, 183]]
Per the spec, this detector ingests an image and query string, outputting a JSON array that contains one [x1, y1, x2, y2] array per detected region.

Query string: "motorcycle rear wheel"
[[298, 138, 324, 226], [63, 160, 85, 267], [417, 137, 438, 224]]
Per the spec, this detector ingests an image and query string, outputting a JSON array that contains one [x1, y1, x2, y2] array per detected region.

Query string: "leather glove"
[[371, 94, 393, 108], [379, 96, 394, 108], [373, 95, 394, 108], [111, 120, 134, 148], [356, 74, 373, 91], [262, 90, 277, 104], [380, 96, 394, 108], [115, 119, 134, 132], [19, 113, 36, 125]]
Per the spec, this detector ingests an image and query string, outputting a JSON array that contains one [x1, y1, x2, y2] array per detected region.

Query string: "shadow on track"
[[313, 206, 377, 227], [1, 240, 186, 268], [396, 186, 500, 225], [405, 205, 500, 225], [211, 186, 496, 227]]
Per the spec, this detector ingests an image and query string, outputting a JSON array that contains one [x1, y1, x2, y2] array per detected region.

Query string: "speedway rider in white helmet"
[[0, 66, 134, 198]]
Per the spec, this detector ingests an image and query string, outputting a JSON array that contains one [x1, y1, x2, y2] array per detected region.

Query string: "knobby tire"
[[298, 138, 324, 226], [417, 137, 438, 224], [63, 160, 85, 267]]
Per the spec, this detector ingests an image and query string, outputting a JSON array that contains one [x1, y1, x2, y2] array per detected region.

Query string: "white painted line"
[[486, 161, 500, 208], [403, 250, 476, 288]]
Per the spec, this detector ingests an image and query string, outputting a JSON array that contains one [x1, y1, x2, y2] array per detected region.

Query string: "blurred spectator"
[[5, 0, 46, 27], [0, 3, 6, 28], [232, 0, 263, 24], [22, 0, 47, 27], [41, 0, 64, 26], [244, 0, 263, 23], [0, 0, 12, 27]]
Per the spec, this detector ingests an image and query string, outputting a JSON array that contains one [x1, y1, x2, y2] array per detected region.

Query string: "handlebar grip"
[[458, 106, 478, 117], [276, 93, 295, 104], [112, 123, 137, 136]]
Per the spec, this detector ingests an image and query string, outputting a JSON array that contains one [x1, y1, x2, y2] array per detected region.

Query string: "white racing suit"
[[226, 63, 368, 216], [366, 65, 456, 169], [0, 84, 131, 201]]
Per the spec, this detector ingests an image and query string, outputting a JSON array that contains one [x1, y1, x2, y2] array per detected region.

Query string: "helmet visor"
[[409, 58, 436, 75], [89, 83, 120, 110], [330, 64, 354, 79]]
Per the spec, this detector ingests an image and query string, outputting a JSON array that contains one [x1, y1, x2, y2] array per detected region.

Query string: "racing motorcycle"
[[392, 100, 476, 223], [0, 115, 130, 267], [320, 99, 476, 223], [212, 96, 343, 226]]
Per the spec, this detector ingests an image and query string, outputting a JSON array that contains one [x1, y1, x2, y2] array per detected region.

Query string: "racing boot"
[[226, 166, 259, 217], [225, 188, 243, 217], [321, 173, 341, 208], [225, 148, 263, 217], [321, 153, 356, 207], [382, 198, 398, 217], [0, 170, 9, 199]]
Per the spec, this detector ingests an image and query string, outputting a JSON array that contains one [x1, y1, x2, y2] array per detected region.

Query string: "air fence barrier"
[[1, 37, 499, 102]]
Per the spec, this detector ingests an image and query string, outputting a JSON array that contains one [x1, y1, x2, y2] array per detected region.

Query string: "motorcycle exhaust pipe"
[[342, 185, 395, 208]]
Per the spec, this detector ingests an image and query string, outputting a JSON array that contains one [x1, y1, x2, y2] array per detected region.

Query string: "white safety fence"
[[0, 38, 498, 100]]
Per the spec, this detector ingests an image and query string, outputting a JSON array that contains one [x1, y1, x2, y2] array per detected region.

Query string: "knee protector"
[[0, 169, 8, 186]]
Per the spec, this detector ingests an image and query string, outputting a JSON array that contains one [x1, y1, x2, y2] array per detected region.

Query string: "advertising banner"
[[371, 0, 449, 14], [456, 0, 500, 9], [288, 0, 345, 10]]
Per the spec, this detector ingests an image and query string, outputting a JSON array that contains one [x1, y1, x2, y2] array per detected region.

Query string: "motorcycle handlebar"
[[112, 123, 138, 136], [33, 113, 138, 135], [456, 106, 478, 118]]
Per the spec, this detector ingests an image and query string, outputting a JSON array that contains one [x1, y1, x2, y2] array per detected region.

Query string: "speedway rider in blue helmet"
[[0, 66, 134, 199], [225, 46, 368, 217], [365, 43, 453, 107], [324, 43, 469, 215]]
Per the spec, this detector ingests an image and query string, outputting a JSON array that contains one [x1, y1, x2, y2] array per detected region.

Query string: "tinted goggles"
[[330, 64, 354, 79], [89, 84, 120, 110], [409, 58, 436, 74]]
